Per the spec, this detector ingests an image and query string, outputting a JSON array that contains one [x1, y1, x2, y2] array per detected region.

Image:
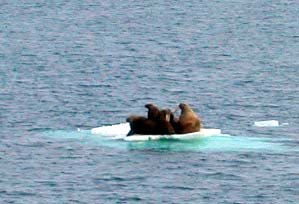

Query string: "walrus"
[[126, 105, 175, 136], [169, 110, 180, 134], [157, 109, 175, 135], [145, 105, 175, 134], [176, 103, 202, 134], [126, 104, 160, 136], [145, 103, 160, 120], [126, 115, 156, 136]]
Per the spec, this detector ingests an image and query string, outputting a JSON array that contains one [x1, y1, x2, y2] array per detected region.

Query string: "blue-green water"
[[1, 0, 299, 203], [43, 129, 291, 153]]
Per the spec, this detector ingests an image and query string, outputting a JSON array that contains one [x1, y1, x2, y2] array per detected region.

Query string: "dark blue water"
[[1, 1, 299, 203]]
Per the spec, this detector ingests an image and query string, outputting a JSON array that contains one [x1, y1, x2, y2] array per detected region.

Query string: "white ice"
[[254, 120, 280, 127], [90, 123, 222, 141]]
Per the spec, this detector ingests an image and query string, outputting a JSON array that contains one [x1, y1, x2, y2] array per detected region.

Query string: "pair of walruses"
[[126, 103, 202, 136]]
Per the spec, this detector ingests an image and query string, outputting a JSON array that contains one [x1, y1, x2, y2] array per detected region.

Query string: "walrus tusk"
[[165, 114, 170, 122], [173, 106, 180, 114]]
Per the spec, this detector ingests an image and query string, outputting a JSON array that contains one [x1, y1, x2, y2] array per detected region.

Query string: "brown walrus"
[[145, 103, 160, 120], [169, 110, 180, 134], [126, 115, 155, 136], [175, 103, 202, 134], [126, 104, 175, 136], [158, 109, 175, 135]]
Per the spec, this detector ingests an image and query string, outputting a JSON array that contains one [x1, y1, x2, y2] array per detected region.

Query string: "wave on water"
[[41, 123, 294, 153]]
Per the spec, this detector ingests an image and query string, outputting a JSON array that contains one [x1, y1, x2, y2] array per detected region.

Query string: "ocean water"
[[1, 0, 299, 203]]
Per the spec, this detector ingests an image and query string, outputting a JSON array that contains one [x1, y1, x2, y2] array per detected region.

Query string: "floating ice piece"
[[91, 123, 222, 141], [280, 123, 289, 126], [254, 120, 280, 127]]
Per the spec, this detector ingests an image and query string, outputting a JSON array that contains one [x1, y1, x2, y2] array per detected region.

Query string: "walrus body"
[[126, 104, 175, 136], [176, 103, 202, 134], [126, 115, 159, 136]]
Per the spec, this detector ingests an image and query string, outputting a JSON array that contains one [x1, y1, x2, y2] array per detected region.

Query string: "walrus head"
[[179, 103, 195, 111], [145, 103, 160, 119], [145, 103, 155, 109], [160, 109, 172, 122], [179, 103, 188, 110], [178, 103, 196, 117]]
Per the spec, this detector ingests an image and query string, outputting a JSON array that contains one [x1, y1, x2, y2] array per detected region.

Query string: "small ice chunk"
[[254, 120, 279, 127]]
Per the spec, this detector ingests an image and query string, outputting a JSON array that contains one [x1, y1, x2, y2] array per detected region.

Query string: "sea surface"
[[1, 0, 299, 203]]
